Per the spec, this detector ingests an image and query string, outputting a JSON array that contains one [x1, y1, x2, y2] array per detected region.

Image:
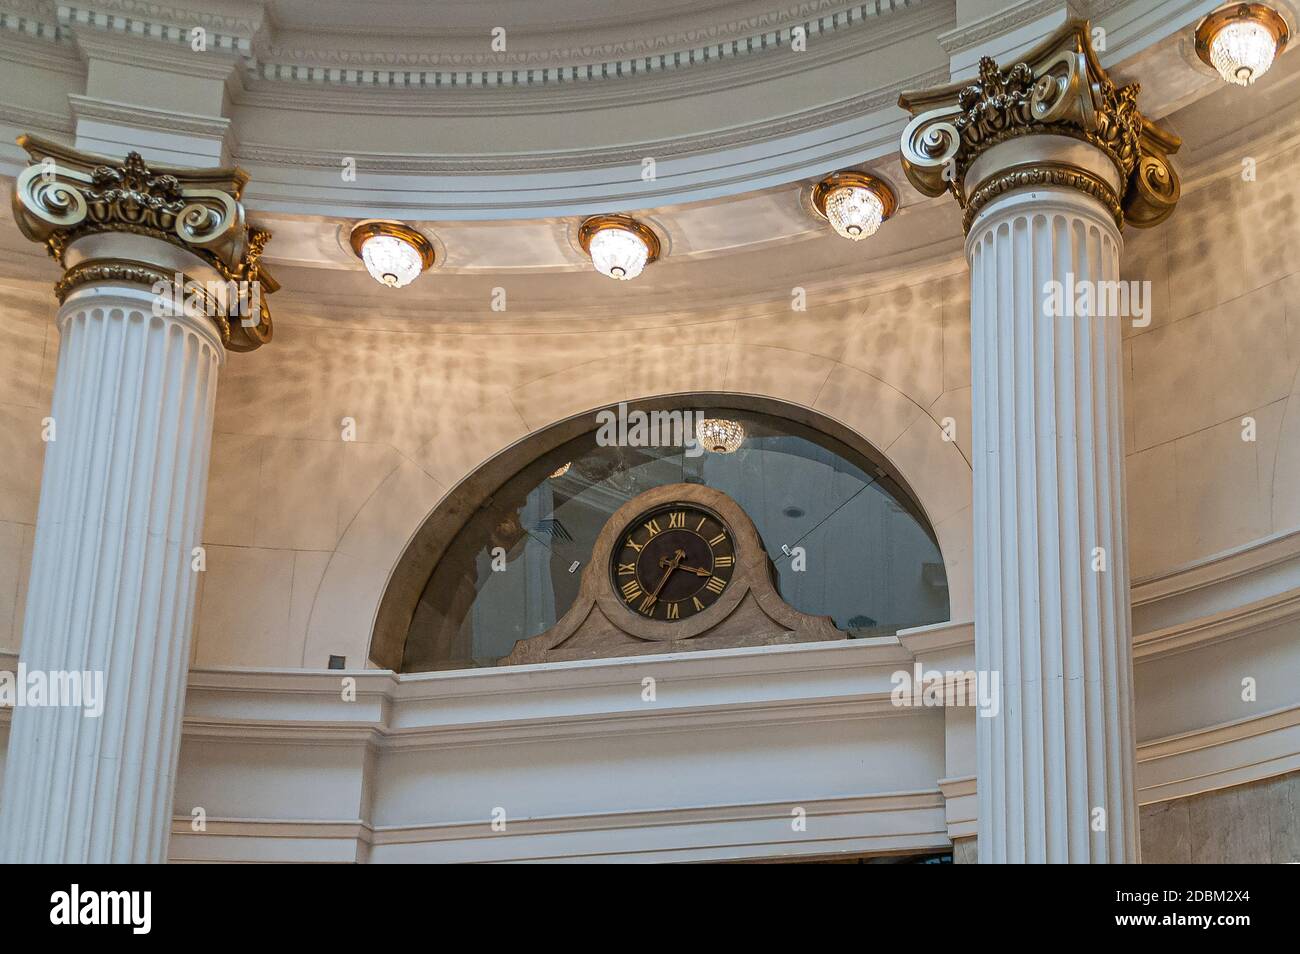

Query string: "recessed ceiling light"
[[811, 171, 897, 241], [349, 220, 436, 288], [578, 214, 661, 280], [1196, 4, 1290, 86]]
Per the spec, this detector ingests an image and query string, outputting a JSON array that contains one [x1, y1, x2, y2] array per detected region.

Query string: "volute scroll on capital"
[[898, 20, 1181, 232], [11, 134, 276, 352]]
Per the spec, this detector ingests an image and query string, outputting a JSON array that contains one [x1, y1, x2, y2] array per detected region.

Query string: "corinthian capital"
[[898, 19, 1180, 232], [11, 135, 276, 351]]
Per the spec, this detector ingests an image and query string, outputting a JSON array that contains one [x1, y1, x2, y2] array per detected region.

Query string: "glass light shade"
[[1209, 19, 1279, 84], [360, 234, 425, 288], [824, 185, 885, 241], [696, 418, 745, 454], [588, 226, 650, 280]]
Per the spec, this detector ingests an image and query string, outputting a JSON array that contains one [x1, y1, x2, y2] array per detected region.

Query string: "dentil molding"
[[11, 0, 936, 92]]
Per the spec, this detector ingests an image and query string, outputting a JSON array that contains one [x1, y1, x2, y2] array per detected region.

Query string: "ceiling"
[[0, 0, 1297, 324]]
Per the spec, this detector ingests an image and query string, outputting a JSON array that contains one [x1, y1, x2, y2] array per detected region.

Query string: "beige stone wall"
[[1123, 137, 1300, 581], [1140, 770, 1300, 863], [190, 269, 974, 669], [0, 278, 56, 652]]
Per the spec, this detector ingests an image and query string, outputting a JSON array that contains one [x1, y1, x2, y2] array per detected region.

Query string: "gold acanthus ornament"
[[898, 20, 1181, 231], [11, 134, 277, 351]]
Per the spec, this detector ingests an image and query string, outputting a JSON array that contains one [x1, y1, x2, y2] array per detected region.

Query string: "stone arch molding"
[[300, 382, 973, 671]]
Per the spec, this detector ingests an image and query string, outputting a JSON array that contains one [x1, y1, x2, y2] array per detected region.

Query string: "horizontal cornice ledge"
[[920, 704, 1300, 810], [1134, 586, 1300, 662], [177, 638, 932, 747], [367, 788, 945, 842], [1131, 526, 1300, 607], [67, 93, 234, 139], [1137, 703, 1300, 803], [168, 790, 952, 862]]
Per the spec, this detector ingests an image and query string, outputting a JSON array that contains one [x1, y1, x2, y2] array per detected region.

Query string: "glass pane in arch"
[[402, 405, 949, 671]]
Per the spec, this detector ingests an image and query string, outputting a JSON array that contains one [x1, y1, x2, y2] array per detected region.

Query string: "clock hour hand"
[[646, 549, 687, 602]]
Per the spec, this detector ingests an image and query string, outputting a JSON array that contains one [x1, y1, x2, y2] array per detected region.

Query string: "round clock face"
[[611, 503, 736, 622]]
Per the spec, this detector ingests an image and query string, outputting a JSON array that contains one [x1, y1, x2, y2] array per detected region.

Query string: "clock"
[[499, 482, 842, 665], [611, 503, 736, 622]]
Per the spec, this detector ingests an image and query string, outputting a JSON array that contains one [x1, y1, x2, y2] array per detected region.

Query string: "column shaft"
[[0, 286, 221, 863], [968, 188, 1138, 863]]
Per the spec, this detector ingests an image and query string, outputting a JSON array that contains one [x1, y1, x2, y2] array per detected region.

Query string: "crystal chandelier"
[[549, 461, 571, 479], [578, 214, 662, 280], [811, 171, 897, 241], [349, 221, 436, 288], [696, 418, 745, 454], [1196, 4, 1289, 86]]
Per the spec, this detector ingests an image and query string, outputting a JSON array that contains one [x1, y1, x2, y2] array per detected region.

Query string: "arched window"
[[382, 397, 949, 671]]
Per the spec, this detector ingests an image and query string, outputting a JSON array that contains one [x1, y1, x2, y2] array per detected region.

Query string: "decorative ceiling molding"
[[937, 0, 1082, 54], [71, 0, 267, 36], [234, 7, 953, 115], [57, 3, 255, 57], [253, 0, 919, 88], [0, 100, 73, 134], [67, 93, 236, 148], [268, 0, 900, 67], [3, 0, 939, 92]]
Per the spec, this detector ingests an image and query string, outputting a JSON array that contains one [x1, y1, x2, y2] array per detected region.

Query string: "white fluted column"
[[967, 182, 1137, 863], [0, 283, 222, 863], [899, 21, 1181, 862], [2, 138, 274, 862]]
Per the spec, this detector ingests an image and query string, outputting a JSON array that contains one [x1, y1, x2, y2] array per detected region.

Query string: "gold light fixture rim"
[[810, 171, 898, 223], [348, 219, 437, 271], [577, 213, 662, 264], [1195, 3, 1290, 68]]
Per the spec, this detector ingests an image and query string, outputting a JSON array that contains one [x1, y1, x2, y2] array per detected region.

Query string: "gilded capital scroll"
[[898, 20, 1180, 232], [11, 135, 276, 351]]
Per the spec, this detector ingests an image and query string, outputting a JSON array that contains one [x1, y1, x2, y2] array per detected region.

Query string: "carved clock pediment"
[[499, 483, 843, 666]]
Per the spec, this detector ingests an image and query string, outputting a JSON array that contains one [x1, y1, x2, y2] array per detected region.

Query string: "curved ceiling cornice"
[[0, 0, 962, 217], [34, 0, 934, 91]]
